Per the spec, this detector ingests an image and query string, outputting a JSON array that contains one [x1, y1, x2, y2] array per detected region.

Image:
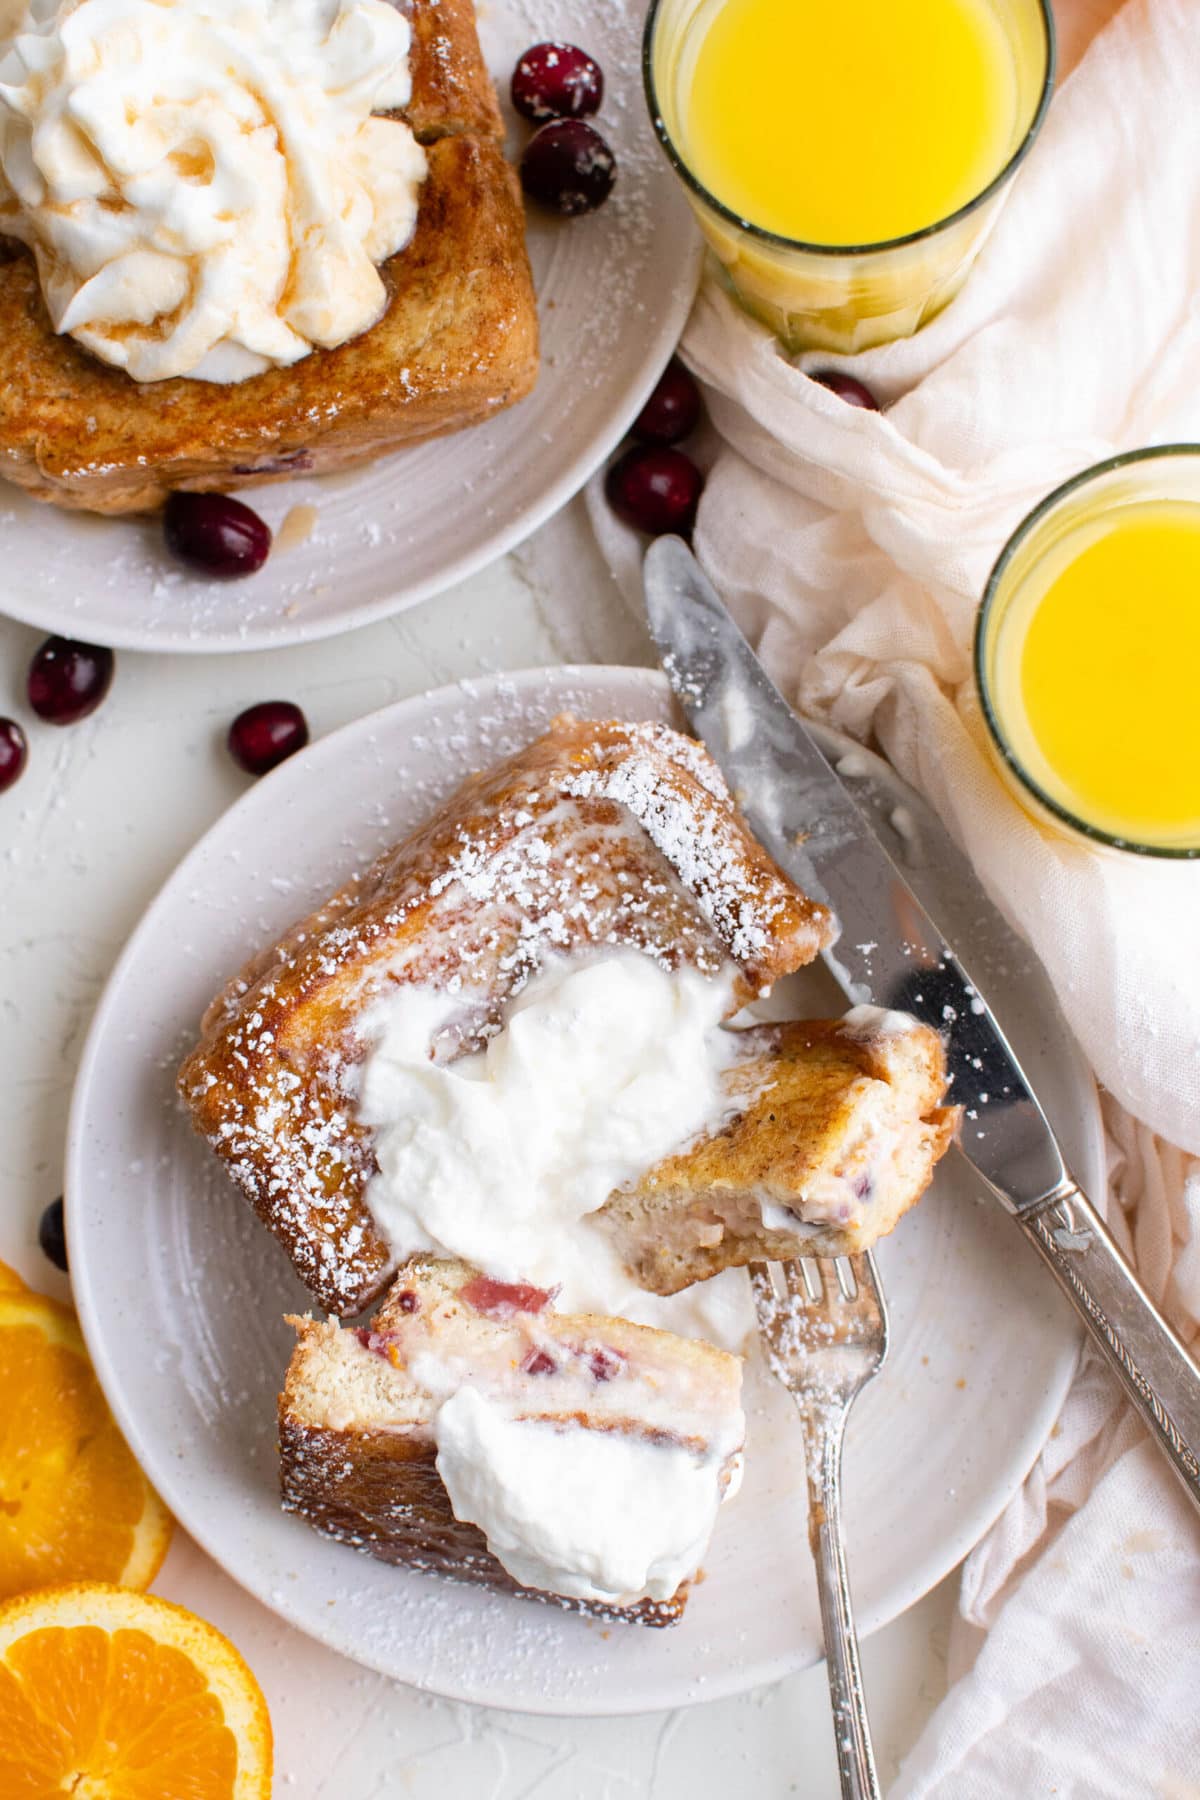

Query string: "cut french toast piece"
[[178, 716, 835, 1318], [279, 1257, 745, 1625], [0, 132, 536, 513], [599, 1009, 961, 1290]]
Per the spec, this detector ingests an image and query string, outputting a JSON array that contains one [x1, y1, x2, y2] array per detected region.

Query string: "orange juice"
[[984, 499, 1200, 850], [646, 0, 1053, 352], [680, 0, 1022, 246]]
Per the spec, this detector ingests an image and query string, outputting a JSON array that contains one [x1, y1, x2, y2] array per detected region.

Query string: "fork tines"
[[749, 1252, 889, 1377]]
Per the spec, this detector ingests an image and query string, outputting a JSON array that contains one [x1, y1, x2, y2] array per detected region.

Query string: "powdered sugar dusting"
[[178, 714, 828, 1313], [563, 722, 815, 970]]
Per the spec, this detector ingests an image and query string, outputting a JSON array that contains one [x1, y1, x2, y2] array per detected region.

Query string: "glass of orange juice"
[[644, 0, 1055, 353], [976, 446, 1200, 858]]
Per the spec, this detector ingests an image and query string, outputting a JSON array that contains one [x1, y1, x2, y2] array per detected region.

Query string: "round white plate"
[[68, 666, 1104, 1716], [0, 5, 700, 654]]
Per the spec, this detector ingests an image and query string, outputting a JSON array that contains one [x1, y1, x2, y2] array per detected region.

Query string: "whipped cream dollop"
[[357, 950, 749, 1321], [434, 1386, 738, 1607], [0, 0, 427, 381]]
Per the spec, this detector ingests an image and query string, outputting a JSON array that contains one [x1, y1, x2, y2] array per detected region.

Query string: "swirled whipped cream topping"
[[0, 0, 427, 382]]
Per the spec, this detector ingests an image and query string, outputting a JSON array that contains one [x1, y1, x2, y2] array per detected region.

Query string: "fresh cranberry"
[[520, 1347, 558, 1376], [164, 492, 272, 578], [511, 42, 603, 122], [605, 445, 703, 536], [811, 370, 880, 411], [38, 1196, 68, 1272], [393, 1289, 420, 1314], [520, 119, 615, 216], [0, 718, 27, 791], [28, 637, 114, 725], [632, 359, 702, 446], [227, 701, 309, 777]]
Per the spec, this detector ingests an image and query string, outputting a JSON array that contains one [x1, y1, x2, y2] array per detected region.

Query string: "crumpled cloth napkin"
[[520, 0, 1200, 1788]]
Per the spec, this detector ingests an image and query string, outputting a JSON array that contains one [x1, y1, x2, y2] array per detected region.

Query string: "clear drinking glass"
[[975, 445, 1200, 858], [643, 0, 1055, 355]]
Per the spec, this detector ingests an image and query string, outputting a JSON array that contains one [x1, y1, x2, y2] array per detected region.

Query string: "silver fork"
[[750, 1252, 890, 1800]]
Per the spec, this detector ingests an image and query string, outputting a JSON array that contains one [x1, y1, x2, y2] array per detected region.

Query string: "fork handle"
[[806, 1417, 881, 1800], [1020, 1178, 1200, 1512]]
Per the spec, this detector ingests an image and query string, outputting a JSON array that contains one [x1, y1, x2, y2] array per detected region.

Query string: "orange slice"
[[0, 1264, 172, 1599], [0, 1582, 272, 1797]]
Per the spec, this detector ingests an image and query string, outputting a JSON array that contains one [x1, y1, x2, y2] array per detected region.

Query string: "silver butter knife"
[[643, 534, 1200, 1513]]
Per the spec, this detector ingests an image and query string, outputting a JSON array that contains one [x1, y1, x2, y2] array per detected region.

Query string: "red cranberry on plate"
[[38, 1195, 68, 1272], [605, 445, 704, 537], [511, 41, 603, 122], [164, 492, 272, 578], [28, 637, 114, 725], [520, 119, 616, 216], [632, 358, 703, 446], [810, 370, 881, 410], [228, 701, 309, 777], [0, 718, 27, 791]]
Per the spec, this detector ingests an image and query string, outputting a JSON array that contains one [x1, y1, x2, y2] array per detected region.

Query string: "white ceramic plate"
[[0, 4, 700, 654], [68, 666, 1104, 1716]]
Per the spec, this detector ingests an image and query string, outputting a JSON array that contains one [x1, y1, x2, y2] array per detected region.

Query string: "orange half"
[[0, 1261, 172, 1599], [0, 1582, 272, 1798]]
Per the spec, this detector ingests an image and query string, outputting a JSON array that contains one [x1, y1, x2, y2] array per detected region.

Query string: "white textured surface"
[[0, 555, 967, 1792]]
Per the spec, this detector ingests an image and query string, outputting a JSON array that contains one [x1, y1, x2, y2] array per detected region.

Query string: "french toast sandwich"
[[178, 716, 837, 1316], [187, 713, 960, 1622], [0, 0, 538, 513], [280, 1256, 746, 1625]]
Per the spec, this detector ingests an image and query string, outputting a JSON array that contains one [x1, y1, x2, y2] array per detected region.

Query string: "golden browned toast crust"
[[178, 718, 834, 1316], [0, 0, 535, 514], [602, 1016, 961, 1290]]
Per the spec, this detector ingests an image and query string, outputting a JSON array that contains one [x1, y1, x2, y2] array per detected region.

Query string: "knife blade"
[[644, 533, 1200, 1511]]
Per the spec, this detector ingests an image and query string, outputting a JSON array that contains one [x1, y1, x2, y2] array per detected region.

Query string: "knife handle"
[[1021, 1179, 1200, 1512]]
